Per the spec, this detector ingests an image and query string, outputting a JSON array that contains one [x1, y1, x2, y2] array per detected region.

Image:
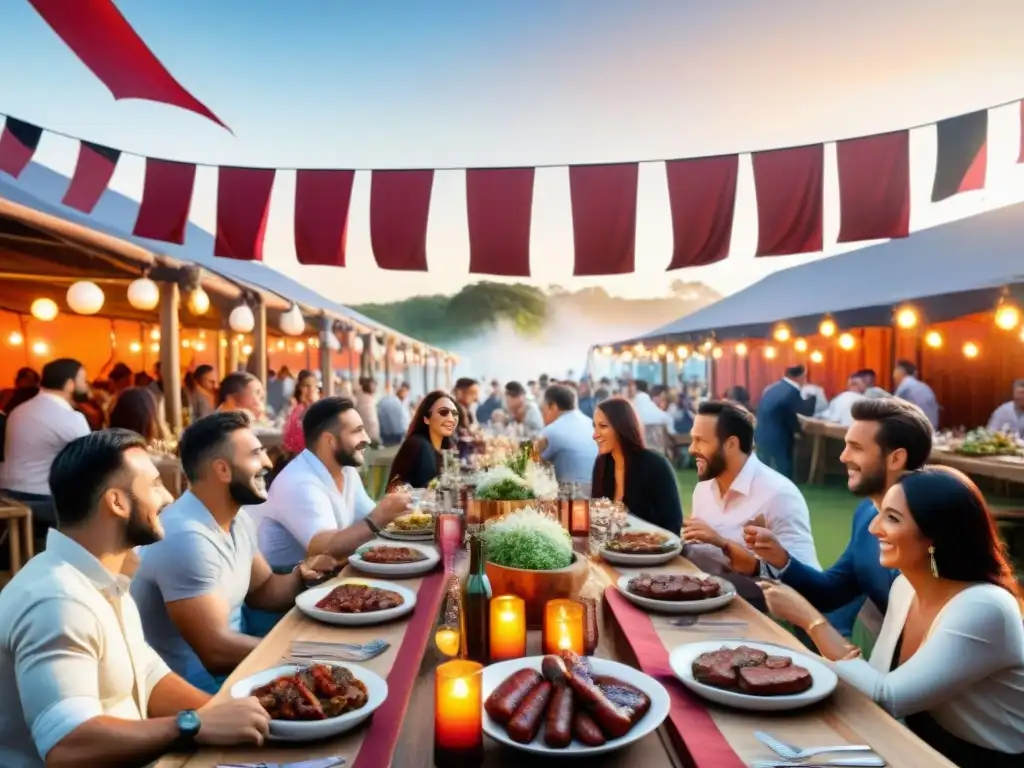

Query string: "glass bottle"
[[461, 529, 491, 664]]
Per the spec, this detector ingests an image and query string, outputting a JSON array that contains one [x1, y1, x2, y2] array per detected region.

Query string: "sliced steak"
[[764, 655, 792, 669], [737, 664, 813, 696], [729, 646, 768, 667], [692, 649, 739, 687]]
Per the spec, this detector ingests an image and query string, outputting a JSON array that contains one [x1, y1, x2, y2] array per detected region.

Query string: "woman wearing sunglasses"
[[387, 390, 459, 488]]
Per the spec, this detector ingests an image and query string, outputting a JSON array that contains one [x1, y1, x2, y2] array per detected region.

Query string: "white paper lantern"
[[325, 331, 341, 351], [30, 297, 58, 321], [229, 304, 255, 333], [372, 338, 385, 360], [67, 281, 105, 315], [279, 304, 305, 336], [127, 277, 160, 310], [187, 286, 210, 316], [352, 335, 365, 354]]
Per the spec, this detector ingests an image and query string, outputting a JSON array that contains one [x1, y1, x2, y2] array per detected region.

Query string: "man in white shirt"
[[0, 358, 91, 526], [253, 397, 412, 569], [821, 373, 869, 427], [632, 380, 675, 434], [987, 379, 1024, 437], [683, 400, 820, 576], [0, 429, 269, 768]]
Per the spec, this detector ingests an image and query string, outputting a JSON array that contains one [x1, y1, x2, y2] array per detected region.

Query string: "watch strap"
[[364, 515, 380, 534]]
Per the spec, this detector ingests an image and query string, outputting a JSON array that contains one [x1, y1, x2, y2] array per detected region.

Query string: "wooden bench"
[[0, 498, 34, 585]]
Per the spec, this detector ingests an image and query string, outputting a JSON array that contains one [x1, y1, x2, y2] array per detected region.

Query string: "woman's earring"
[[928, 545, 939, 578]]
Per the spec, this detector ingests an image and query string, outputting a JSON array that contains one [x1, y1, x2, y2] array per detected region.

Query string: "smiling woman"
[[387, 390, 458, 489]]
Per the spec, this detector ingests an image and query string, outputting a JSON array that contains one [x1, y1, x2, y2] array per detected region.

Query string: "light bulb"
[[810, 350, 824, 364], [188, 287, 210, 315], [7, 331, 23, 346], [764, 346, 777, 360], [896, 307, 918, 330], [31, 340, 49, 356], [150, 342, 160, 353], [995, 303, 1020, 331], [793, 338, 808, 353], [962, 342, 979, 359], [773, 325, 791, 343], [150, 328, 160, 341], [31, 297, 58, 321], [129, 341, 142, 353], [735, 342, 747, 357], [712, 347, 723, 359], [924, 330, 943, 348], [242, 343, 253, 356], [838, 333, 856, 351], [818, 318, 836, 337], [676, 345, 688, 358], [66, 281, 105, 315]]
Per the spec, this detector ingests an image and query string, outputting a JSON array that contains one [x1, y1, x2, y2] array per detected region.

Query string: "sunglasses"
[[434, 407, 460, 419]]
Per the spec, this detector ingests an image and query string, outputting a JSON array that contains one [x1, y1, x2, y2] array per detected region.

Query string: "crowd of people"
[[0, 358, 1022, 766]]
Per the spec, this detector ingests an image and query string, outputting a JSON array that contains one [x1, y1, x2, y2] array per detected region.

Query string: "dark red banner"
[[294, 169, 356, 267], [752, 144, 824, 257], [62, 141, 120, 213], [369, 170, 434, 271], [837, 131, 910, 243], [665, 155, 738, 269], [215, 167, 276, 261], [569, 163, 639, 276], [466, 167, 535, 276], [132, 159, 196, 244]]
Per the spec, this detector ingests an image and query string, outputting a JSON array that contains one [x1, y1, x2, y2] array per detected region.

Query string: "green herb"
[[482, 507, 573, 570], [475, 478, 534, 501]]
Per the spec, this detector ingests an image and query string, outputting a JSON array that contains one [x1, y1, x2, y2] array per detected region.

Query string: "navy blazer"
[[755, 379, 815, 449]]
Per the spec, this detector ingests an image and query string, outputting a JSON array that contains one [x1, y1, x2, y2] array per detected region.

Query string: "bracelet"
[[805, 617, 828, 634], [364, 516, 380, 535]]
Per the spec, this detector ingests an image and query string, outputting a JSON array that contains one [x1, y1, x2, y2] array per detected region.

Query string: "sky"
[[3, 0, 1024, 305]]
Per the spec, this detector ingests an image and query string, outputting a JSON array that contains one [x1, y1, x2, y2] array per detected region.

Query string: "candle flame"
[[500, 610, 516, 623], [451, 678, 470, 699]]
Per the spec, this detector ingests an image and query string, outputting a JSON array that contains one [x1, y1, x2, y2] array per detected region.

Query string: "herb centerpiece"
[[471, 445, 559, 523]]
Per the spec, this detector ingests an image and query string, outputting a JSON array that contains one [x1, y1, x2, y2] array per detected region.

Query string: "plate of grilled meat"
[[296, 578, 417, 626], [350, 542, 439, 577], [616, 572, 736, 613]]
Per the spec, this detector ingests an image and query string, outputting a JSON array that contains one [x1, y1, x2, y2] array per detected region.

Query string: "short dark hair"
[[15, 367, 39, 386], [194, 364, 214, 380], [454, 377, 477, 391], [505, 381, 527, 398], [634, 379, 650, 394], [849, 397, 932, 470], [109, 362, 132, 383], [697, 400, 755, 454], [49, 428, 147, 528], [40, 358, 83, 390], [895, 359, 917, 377], [303, 396, 357, 448], [853, 368, 877, 380], [179, 411, 252, 482], [218, 371, 258, 405], [784, 364, 805, 378], [543, 384, 576, 412]]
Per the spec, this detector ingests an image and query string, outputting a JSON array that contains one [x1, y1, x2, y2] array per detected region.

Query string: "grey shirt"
[[131, 491, 258, 693], [541, 410, 598, 484]]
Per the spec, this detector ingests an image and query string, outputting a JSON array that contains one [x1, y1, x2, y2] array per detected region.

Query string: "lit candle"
[[489, 595, 526, 661], [570, 498, 590, 536], [434, 659, 484, 767], [543, 599, 584, 655], [435, 626, 461, 657]]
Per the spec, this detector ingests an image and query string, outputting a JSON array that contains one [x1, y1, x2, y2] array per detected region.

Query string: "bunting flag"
[[133, 159, 196, 244], [27, 0, 228, 130], [466, 167, 535, 276], [569, 163, 639, 276], [62, 141, 120, 213], [369, 170, 434, 271], [836, 131, 910, 243], [0, 118, 42, 178], [665, 155, 738, 269], [215, 167, 276, 261], [294, 169, 355, 267], [752, 144, 824, 257], [932, 109, 987, 202]]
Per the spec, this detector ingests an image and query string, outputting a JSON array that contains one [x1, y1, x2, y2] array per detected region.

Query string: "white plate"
[[482, 656, 669, 756], [295, 578, 417, 626], [668, 640, 838, 712], [601, 535, 681, 566], [230, 661, 387, 742], [350, 541, 440, 577], [379, 527, 434, 541], [615, 574, 736, 614]]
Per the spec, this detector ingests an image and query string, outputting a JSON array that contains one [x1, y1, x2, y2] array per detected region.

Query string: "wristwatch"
[[364, 515, 381, 535], [174, 709, 201, 751]]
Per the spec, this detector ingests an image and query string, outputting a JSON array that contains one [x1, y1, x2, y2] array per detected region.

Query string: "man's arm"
[[305, 493, 409, 561], [146, 673, 211, 718], [781, 544, 862, 612], [245, 550, 303, 613]]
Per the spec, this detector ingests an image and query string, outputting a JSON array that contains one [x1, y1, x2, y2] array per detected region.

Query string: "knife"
[[217, 758, 345, 768]]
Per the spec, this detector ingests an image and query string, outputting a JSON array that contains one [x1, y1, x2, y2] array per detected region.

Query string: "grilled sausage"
[[507, 680, 553, 743], [572, 710, 607, 747], [484, 669, 543, 724], [560, 652, 633, 738], [541, 654, 568, 685], [544, 681, 574, 748], [593, 675, 651, 724]]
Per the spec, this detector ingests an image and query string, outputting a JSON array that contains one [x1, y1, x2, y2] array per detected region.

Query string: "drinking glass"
[[588, 500, 613, 555], [435, 509, 465, 571]]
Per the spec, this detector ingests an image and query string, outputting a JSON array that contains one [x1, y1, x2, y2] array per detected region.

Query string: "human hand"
[[195, 697, 271, 746], [298, 554, 340, 583], [681, 517, 726, 549], [743, 526, 790, 569], [756, 580, 820, 630], [372, 492, 413, 526]]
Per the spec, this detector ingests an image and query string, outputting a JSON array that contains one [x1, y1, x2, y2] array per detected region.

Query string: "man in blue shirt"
[[748, 397, 933, 637], [536, 384, 598, 485]]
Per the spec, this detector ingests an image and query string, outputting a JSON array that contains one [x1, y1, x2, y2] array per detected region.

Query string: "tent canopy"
[[614, 201, 1024, 345], [0, 164, 437, 350]]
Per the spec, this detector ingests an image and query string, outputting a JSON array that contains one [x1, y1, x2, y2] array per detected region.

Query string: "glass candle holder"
[[489, 595, 526, 662], [542, 599, 584, 655], [434, 659, 484, 768]]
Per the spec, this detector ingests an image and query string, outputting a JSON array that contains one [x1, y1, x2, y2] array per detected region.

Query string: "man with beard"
[[682, 401, 820, 576], [746, 397, 933, 639], [131, 412, 338, 693], [252, 397, 412, 570], [0, 429, 270, 768]]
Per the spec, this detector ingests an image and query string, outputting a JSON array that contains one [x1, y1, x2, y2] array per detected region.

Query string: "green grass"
[[675, 468, 856, 568]]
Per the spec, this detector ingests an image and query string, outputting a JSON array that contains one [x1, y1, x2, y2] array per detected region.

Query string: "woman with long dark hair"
[[282, 369, 320, 455], [107, 387, 160, 442], [387, 390, 459, 488], [591, 397, 682, 531], [761, 466, 1024, 766]]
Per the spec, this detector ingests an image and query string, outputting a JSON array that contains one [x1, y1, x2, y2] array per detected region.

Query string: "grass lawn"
[[675, 468, 857, 568]]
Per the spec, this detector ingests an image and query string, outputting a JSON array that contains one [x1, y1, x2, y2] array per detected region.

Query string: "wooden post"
[[660, 356, 669, 387], [252, 297, 267, 386], [432, 355, 441, 389], [217, 330, 227, 378], [384, 337, 395, 391], [360, 334, 372, 380], [445, 357, 453, 390], [226, 331, 239, 375], [159, 281, 182, 435], [422, 355, 430, 394], [320, 315, 334, 397]]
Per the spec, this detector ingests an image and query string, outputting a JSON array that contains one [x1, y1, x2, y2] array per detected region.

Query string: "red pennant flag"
[[932, 110, 987, 202], [665, 155, 738, 269], [752, 144, 824, 257], [133, 159, 196, 244], [569, 163, 639, 276], [0, 118, 42, 178], [27, 0, 228, 130], [294, 169, 355, 267], [215, 167, 276, 261], [62, 141, 120, 213], [370, 170, 434, 271], [466, 167, 535, 276], [837, 131, 910, 243]]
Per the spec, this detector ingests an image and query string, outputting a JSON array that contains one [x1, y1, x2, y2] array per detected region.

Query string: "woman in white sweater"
[[761, 465, 1024, 767]]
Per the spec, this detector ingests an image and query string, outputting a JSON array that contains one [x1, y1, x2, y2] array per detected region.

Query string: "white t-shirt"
[[691, 453, 820, 570], [252, 450, 375, 569], [834, 576, 1024, 754], [633, 392, 675, 433], [1, 392, 90, 495], [821, 390, 867, 427]]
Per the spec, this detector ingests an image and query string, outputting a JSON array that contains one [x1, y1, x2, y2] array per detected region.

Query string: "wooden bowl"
[[485, 554, 590, 627], [470, 499, 537, 524]]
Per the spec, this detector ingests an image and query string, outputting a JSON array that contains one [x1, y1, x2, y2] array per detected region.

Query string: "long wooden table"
[[155, 530, 952, 768]]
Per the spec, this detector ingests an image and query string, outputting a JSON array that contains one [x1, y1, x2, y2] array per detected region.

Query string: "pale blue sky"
[[3, 0, 1024, 303]]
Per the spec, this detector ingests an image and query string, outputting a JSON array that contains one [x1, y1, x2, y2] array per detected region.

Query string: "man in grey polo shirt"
[[536, 383, 598, 485], [132, 412, 337, 693]]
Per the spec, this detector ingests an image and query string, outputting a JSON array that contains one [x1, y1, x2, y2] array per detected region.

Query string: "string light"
[[7, 331, 23, 346], [994, 300, 1020, 331], [838, 333, 856, 351], [676, 345, 689, 358], [31, 340, 49, 356], [150, 342, 160, 353], [763, 346, 777, 360], [735, 342, 747, 357], [656, 344, 667, 356], [702, 340, 713, 352], [187, 287, 210, 316], [242, 343, 253, 356], [193, 340, 206, 352], [810, 350, 824, 364], [182, 339, 191, 349], [276, 338, 286, 350], [924, 330, 943, 348], [149, 328, 160, 341], [31, 298, 58, 321], [818, 317, 836, 337], [711, 347, 723, 359], [962, 341, 979, 359], [129, 341, 142, 353], [295, 341, 306, 353], [600, 345, 613, 356], [895, 307, 918, 330], [772, 324, 791, 343], [793, 338, 808, 353]]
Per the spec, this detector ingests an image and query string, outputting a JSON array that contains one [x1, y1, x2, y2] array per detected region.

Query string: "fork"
[[669, 616, 748, 628], [287, 639, 389, 662], [751, 760, 884, 768], [755, 730, 875, 761]]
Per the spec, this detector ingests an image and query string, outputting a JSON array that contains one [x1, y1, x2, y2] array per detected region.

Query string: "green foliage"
[[481, 508, 574, 570], [505, 443, 532, 478], [475, 479, 535, 501]]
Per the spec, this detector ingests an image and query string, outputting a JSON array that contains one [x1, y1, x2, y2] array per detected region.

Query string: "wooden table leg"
[[808, 434, 823, 485], [8, 518, 22, 574], [21, 510, 34, 560]]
